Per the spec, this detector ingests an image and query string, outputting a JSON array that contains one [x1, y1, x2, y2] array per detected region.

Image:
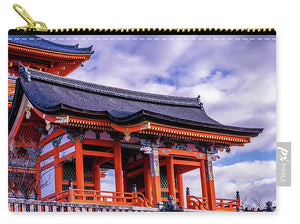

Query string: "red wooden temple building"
[[8, 35, 93, 110], [8, 35, 263, 211]]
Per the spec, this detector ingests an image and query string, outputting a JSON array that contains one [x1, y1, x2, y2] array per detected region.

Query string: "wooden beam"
[[83, 138, 115, 147], [158, 148, 206, 160], [126, 167, 145, 178], [41, 128, 66, 146], [82, 150, 115, 158], [125, 156, 148, 170], [173, 159, 201, 167], [57, 141, 75, 153], [180, 166, 199, 174], [97, 157, 114, 165]]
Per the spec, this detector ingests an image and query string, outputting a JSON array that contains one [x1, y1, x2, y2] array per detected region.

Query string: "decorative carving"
[[67, 134, 83, 143], [159, 148, 171, 155], [205, 154, 214, 181], [174, 144, 188, 151], [140, 145, 152, 154], [150, 147, 160, 177], [25, 102, 32, 119], [54, 116, 68, 124], [45, 120, 51, 131], [194, 152, 205, 159], [124, 132, 131, 141], [52, 135, 63, 147]]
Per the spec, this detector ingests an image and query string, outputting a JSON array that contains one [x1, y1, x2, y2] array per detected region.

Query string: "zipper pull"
[[13, 4, 48, 32]]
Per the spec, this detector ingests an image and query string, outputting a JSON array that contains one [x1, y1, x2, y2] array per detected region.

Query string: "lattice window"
[[160, 166, 178, 189], [62, 159, 93, 183], [63, 161, 76, 181], [160, 166, 168, 189]]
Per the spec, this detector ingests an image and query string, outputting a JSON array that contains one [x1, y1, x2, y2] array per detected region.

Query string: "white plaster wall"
[[60, 134, 70, 145], [40, 166, 55, 198], [40, 156, 54, 167], [59, 145, 75, 158], [41, 141, 53, 156]]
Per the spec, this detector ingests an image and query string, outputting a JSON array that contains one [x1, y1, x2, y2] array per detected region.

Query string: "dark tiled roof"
[[8, 35, 93, 55], [10, 66, 263, 137]]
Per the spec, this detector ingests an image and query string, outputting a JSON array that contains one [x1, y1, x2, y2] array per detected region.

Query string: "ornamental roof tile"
[[8, 35, 93, 55]]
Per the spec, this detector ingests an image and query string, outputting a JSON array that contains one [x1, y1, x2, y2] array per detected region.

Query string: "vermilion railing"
[[186, 195, 240, 211], [41, 188, 152, 208], [41, 190, 69, 202], [215, 198, 240, 211], [186, 195, 208, 210]]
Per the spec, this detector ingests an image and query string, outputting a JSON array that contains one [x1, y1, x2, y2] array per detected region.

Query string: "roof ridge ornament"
[[197, 95, 204, 110], [18, 63, 31, 81]]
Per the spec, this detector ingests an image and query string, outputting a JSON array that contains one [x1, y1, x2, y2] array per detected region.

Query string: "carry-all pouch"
[[8, 4, 276, 212]]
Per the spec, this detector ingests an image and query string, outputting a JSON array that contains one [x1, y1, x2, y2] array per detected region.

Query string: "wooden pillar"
[[36, 156, 41, 199], [204, 155, 216, 210], [75, 137, 84, 190], [54, 146, 62, 193], [123, 167, 128, 192], [166, 156, 176, 200], [149, 148, 162, 206], [200, 159, 208, 198], [176, 165, 184, 207], [144, 166, 152, 202], [93, 159, 100, 191], [114, 142, 123, 193]]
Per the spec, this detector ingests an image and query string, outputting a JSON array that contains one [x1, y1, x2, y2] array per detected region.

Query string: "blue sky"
[[42, 35, 276, 205]]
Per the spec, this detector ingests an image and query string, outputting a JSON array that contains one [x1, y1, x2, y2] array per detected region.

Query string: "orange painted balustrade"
[[41, 189, 152, 208], [186, 194, 240, 211], [186, 195, 209, 210], [215, 198, 240, 211], [41, 190, 69, 202]]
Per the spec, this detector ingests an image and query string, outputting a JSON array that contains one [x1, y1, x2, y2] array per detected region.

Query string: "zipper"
[[11, 4, 276, 35]]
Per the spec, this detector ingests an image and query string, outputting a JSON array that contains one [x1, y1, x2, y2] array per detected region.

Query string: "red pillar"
[[149, 150, 162, 206], [200, 159, 208, 198], [54, 146, 62, 193], [144, 166, 152, 202], [36, 157, 41, 199], [93, 159, 100, 191], [166, 156, 176, 200], [176, 165, 184, 207], [114, 142, 123, 193], [204, 155, 216, 210], [75, 137, 84, 190]]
